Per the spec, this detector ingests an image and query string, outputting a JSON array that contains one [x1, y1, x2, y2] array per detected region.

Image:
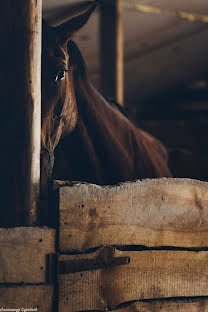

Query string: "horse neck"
[[71, 78, 127, 184], [74, 78, 122, 131], [55, 76, 171, 183]]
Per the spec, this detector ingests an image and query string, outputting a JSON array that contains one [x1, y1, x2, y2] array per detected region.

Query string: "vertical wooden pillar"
[[0, 0, 42, 226], [100, 0, 124, 105]]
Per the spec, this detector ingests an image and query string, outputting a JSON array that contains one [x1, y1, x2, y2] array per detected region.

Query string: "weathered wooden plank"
[[58, 247, 208, 311], [59, 178, 208, 252], [0, 285, 53, 312], [116, 298, 208, 312], [0, 227, 55, 283]]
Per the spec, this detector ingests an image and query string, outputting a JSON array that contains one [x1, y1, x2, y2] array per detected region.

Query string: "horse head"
[[41, 4, 96, 179]]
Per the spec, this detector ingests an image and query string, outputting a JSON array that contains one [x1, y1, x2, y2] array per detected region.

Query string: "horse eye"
[[54, 70, 66, 82]]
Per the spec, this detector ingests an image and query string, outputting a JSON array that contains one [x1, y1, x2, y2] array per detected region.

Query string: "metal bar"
[[59, 256, 130, 274]]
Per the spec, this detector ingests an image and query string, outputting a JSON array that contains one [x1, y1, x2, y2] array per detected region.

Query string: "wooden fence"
[[57, 178, 208, 311], [1, 178, 208, 311], [0, 227, 55, 312]]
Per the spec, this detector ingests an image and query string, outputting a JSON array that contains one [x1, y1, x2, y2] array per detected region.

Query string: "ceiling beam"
[[123, 1, 208, 23]]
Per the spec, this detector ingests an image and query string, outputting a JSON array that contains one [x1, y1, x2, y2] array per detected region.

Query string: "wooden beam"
[[0, 0, 42, 226], [123, 1, 208, 24], [100, 0, 124, 105]]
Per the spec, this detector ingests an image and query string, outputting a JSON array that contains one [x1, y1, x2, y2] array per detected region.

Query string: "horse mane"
[[67, 40, 130, 119], [67, 40, 87, 82], [105, 96, 129, 118], [52, 38, 172, 184]]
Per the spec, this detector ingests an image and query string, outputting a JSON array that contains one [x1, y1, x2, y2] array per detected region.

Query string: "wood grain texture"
[[59, 178, 208, 251], [0, 227, 55, 283], [0, 285, 53, 311], [58, 247, 208, 311], [115, 298, 208, 312]]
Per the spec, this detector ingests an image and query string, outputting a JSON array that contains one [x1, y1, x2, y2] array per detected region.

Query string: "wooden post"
[[0, 0, 42, 226], [100, 0, 124, 105]]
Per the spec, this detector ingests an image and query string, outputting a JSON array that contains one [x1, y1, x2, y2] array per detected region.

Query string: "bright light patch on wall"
[[123, 0, 208, 23]]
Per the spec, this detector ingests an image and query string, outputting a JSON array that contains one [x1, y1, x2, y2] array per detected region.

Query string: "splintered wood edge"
[[59, 178, 208, 251]]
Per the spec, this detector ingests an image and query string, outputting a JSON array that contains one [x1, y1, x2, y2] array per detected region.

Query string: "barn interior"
[[1, 1, 208, 309], [43, 0, 208, 181]]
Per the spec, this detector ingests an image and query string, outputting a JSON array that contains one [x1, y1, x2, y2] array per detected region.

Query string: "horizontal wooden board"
[[58, 247, 208, 311], [59, 178, 208, 251], [0, 227, 55, 283], [0, 285, 53, 311], [116, 298, 208, 312]]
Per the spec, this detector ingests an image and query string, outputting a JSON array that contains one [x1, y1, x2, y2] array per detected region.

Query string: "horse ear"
[[55, 2, 97, 45]]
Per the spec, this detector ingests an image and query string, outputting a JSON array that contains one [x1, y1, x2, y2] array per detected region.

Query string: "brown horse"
[[41, 4, 171, 186]]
